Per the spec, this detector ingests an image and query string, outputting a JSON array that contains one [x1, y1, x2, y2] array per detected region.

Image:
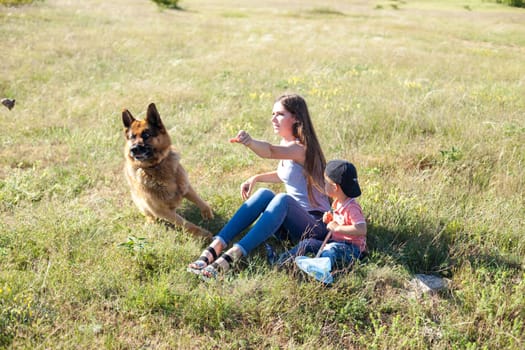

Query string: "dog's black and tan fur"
[[122, 103, 213, 238]]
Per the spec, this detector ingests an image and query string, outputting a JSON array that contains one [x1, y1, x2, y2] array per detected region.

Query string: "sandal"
[[201, 264, 219, 280], [187, 246, 218, 275], [201, 253, 234, 281]]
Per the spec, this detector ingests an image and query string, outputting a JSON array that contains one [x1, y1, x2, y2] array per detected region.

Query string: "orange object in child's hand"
[[323, 211, 333, 224], [229, 137, 240, 143]]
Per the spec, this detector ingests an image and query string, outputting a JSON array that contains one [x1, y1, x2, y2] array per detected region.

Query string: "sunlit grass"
[[1, 0, 524, 348]]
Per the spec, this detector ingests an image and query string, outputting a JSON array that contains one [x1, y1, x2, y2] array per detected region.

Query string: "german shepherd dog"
[[122, 103, 213, 238]]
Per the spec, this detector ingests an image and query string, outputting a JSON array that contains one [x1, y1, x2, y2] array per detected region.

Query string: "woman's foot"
[[201, 264, 219, 280], [201, 246, 242, 280], [187, 246, 218, 275], [201, 254, 233, 280]]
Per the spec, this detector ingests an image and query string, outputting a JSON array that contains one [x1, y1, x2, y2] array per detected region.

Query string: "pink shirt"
[[330, 198, 367, 252]]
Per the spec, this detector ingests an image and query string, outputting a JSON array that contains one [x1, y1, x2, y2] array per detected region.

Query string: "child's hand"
[[327, 221, 339, 232], [323, 211, 333, 224]]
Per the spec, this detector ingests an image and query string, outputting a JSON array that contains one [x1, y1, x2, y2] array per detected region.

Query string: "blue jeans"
[[277, 239, 362, 269], [215, 188, 328, 256]]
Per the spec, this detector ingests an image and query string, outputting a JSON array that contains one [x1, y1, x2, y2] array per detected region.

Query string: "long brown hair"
[[276, 93, 326, 205]]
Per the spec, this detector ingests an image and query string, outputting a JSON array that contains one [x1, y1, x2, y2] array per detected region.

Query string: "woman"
[[188, 93, 330, 279]]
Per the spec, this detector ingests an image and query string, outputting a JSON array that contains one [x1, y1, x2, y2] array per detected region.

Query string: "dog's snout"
[[130, 144, 145, 154], [130, 144, 152, 160]]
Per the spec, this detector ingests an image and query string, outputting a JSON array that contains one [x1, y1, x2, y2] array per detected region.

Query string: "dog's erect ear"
[[146, 103, 165, 131], [122, 109, 135, 128]]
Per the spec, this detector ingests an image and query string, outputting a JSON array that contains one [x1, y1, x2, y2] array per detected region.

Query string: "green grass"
[[0, 0, 41, 5], [1, 0, 524, 348]]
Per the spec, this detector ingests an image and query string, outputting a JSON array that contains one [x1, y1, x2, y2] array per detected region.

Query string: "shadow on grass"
[[171, 203, 230, 236], [173, 207, 454, 278], [366, 223, 453, 278], [366, 223, 523, 278], [161, 202, 524, 281], [459, 249, 523, 272]]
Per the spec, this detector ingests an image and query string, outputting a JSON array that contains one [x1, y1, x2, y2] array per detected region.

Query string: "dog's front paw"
[[200, 205, 214, 220], [145, 215, 157, 224]]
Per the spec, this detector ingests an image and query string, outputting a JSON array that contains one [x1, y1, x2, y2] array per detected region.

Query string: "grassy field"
[[1, 0, 524, 348]]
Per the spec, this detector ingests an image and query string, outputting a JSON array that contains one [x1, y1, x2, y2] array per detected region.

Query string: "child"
[[270, 160, 367, 284]]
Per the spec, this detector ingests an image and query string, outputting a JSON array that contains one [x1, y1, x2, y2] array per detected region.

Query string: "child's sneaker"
[[295, 256, 334, 284]]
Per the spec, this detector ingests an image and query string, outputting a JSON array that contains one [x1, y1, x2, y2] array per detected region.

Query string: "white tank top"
[[277, 160, 330, 213]]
